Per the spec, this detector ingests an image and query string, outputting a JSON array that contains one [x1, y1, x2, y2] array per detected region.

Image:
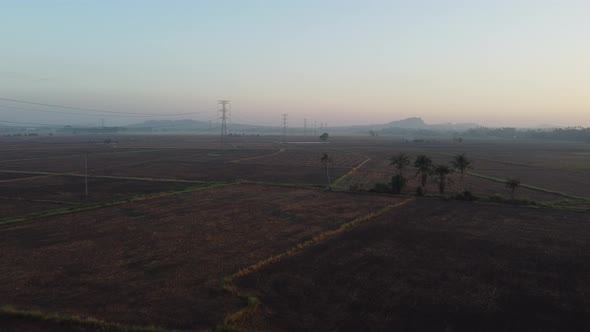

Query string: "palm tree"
[[320, 153, 332, 187], [505, 178, 521, 199], [414, 155, 433, 193], [390, 153, 411, 178], [433, 164, 453, 194], [451, 154, 472, 190]]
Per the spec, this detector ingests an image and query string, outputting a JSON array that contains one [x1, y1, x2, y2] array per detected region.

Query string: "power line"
[[0, 104, 211, 118], [0, 97, 204, 116]]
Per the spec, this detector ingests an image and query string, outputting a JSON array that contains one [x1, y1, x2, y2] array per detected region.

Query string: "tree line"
[[320, 152, 523, 200]]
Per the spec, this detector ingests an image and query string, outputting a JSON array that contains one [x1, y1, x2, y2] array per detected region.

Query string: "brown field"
[[0, 176, 198, 219], [0, 134, 589, 331], [0, 183, 398, 331], [237, 199, 590, 331]]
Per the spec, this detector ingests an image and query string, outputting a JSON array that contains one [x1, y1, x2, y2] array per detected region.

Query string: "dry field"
[[236, 199, 590, 331], [0, 134, 589, 331], [0, 183, 400, 331]]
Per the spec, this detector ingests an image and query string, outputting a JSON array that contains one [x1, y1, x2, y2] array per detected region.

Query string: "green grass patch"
[[0, 305, 173, 332]]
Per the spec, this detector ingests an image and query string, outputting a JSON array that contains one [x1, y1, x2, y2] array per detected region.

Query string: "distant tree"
[[450, 154, 473, 189], [505, 178, 521, 199], [414, 154, 433, 194], [319, 132, 329, 142], [390, 174, 407, 194], [320, 153, 332, 187], [389, 153, 411, 178], [433, 164, 453, 194]]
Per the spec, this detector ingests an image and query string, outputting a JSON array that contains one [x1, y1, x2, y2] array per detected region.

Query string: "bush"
[[370, 182, 391, 194], [454, 191, 478, 201], [488, 194, 536, 205], [348, 184, 365, 193], [415, 186, 425, 196], [390, 175, 406, 194]]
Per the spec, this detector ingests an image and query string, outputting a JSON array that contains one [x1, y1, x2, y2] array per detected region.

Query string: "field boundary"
[[0, 305, 175, 332], [227, 148, 285, 163], [0, 169, 209, 184], [332, 153, 371, 188], [0, 195, 78, 205], [467, 171, 588, 200], [0, 174, 59, 183], [0, 182, 233, 227], [219, 197, 415, 331]]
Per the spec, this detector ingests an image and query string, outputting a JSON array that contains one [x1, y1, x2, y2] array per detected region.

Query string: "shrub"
[[488, 194, 536, 205], [349, 183, 365, 193], [415, 186, 425, 196], [455, 191, 478, 201], [370, 182, 391, 194], [390, 175, 406, 194]]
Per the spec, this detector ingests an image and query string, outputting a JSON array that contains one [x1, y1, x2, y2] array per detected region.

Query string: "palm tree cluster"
[[390, 153, 474, 195]]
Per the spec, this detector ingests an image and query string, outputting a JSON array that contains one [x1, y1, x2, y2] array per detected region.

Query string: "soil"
[[0, 183, 398, 331], [238, 199, 590, 332]]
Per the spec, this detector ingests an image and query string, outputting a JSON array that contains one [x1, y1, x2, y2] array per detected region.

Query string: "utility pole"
[[314, 120, 317, 136], [218, 100, 230, 140], [304, 118, 307, 137], [281, 114, 288, 142], [84, 153, 88, 197]]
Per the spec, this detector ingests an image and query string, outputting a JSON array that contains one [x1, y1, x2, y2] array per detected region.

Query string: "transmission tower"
[[218, 100, 231, 139], [281, 114, 288, 142]]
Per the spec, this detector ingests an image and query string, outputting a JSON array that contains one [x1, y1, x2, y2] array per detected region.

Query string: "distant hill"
[[386, 117, 427, 129], [127, 117, 480, 134]]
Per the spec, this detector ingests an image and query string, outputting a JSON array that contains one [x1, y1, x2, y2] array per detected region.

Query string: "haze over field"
[[1, 0, 589, 127]]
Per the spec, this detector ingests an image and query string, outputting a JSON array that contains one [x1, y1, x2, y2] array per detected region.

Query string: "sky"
[[1, 0, 589, 127]]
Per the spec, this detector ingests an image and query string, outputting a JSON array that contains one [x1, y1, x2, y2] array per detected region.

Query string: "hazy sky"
[[1, 0, 589, 127]]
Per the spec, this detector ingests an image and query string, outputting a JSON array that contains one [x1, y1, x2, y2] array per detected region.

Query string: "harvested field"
[[0, 199, 67, 219], [107, 161, 348, 184], [0, 183, 400, 331], [237, 199, 590, 331], [235, 149, 367, 168], [0, 175, 199, 219], [0, 173, 38, 181], [1, 134, 590, 331], [0, 175, 196, 204]]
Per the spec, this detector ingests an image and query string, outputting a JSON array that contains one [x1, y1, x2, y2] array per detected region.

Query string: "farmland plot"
[[0, 183, 400, 331], [236, 199, 590, 331]]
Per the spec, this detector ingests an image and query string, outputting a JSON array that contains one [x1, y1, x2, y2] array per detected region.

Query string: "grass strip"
[[0, 169, 209, 184], [0, 182, 231, 226], [332, 154, 371, 188], [0, 305, 174, 332], [467, 171, 588, 200], [219, 197, 415, 331]]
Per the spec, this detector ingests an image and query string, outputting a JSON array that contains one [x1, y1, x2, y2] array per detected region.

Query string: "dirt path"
[[221, 197, 415, 330], [227, 148, 286, 163], [0, 169, 208, 184], [332, 153, 371, 188], [0, 174, 58, 183]]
